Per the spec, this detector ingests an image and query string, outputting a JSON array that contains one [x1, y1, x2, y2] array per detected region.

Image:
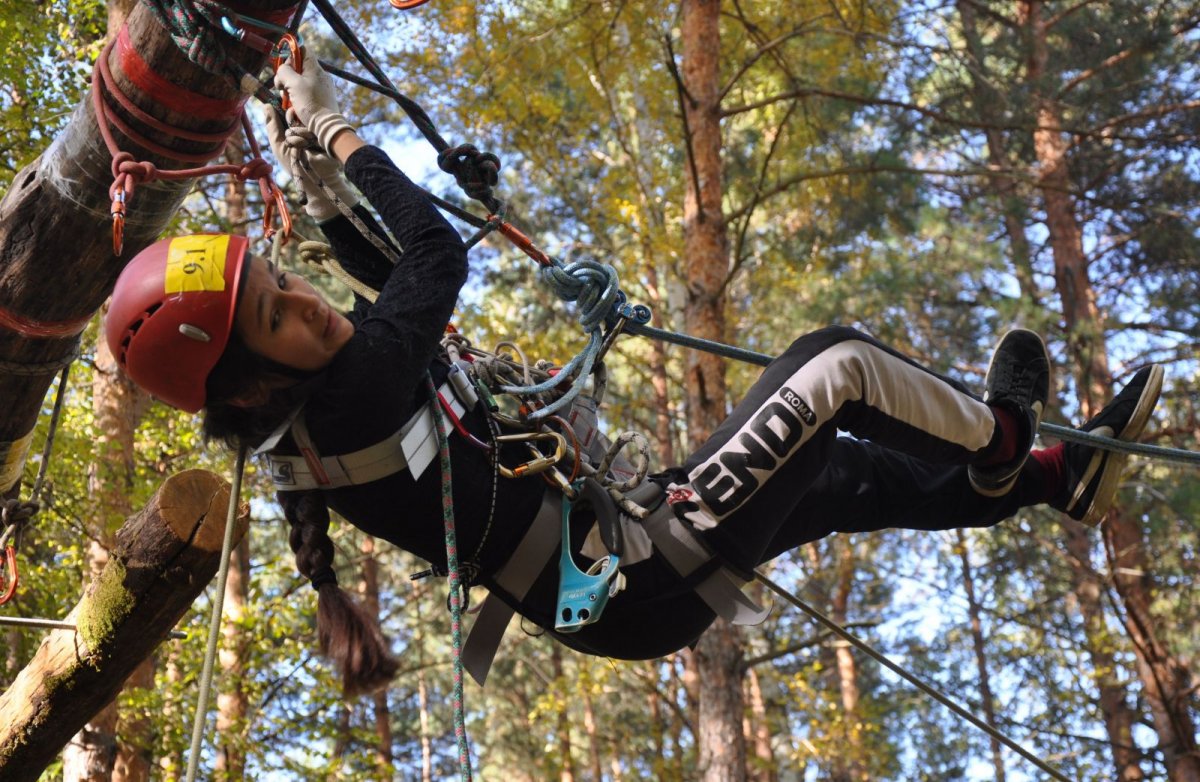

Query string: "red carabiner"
[[261, 180, 293, 244], [271, 33, 304, 110], [0, 546, 18, 606], [490, 216, 553, 267], [390, 0, 432, 8], [111, 186, 127, 256]]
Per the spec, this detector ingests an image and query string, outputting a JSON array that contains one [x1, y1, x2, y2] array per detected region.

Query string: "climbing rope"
[[184, 445, 248, 782], [424, 374, 474, 782]]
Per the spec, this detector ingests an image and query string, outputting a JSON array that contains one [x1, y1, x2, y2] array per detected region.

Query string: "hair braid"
[[280, 490, 399, 696]]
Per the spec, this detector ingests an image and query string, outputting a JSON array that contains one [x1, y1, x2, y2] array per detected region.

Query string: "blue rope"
[[500, 258, 619, 420]]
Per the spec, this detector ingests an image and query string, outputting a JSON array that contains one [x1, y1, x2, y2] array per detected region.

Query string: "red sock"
[[981, 406, 1021, 465], [1029, 444, 1065, 504]]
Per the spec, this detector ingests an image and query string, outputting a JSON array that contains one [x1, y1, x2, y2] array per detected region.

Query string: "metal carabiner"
[[494, 432, 567, 478], [260, 180, 293, 244], [0, 545, 18, 606], [110, 186, 127, 256], [270, 33, 304, 110]]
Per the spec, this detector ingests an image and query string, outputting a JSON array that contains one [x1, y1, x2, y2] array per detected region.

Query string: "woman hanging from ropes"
[[105, 58, 1163, 694]]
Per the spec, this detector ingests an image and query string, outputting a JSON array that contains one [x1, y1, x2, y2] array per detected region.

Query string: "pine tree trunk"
[[1062, 525, 1144, 781], [680, 2, 745, 779], [580, 660, 604, 782], [831, 539, 865, 782], [411, 580, 433, 782], [955, 529, 1007, 782], [358, 536, 394, 778], [744, 667, 776, 782], [955, 0, 1038, 302], [552, 646, 576, 782], [1021, 3, 1200, 779], [112, 657, 154, 782], [0, 470, 249, 781]]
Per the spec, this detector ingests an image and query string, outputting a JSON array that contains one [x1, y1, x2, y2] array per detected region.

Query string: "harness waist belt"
[[266, 380, 466, 491]]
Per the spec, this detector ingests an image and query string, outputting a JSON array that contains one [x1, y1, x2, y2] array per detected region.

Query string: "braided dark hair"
[[279, 491, 399, 696], [203, 337, 398, 696]]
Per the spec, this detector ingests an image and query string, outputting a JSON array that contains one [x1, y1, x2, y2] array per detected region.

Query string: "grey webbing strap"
[[463, 492, 562, 686], [640, 502, 769, 626]]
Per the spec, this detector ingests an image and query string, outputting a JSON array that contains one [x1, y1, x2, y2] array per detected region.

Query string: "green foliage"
[[0, 0, 106, 187]]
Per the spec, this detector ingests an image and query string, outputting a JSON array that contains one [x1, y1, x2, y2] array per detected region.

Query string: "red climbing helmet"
[[105, 234, 251, 413]]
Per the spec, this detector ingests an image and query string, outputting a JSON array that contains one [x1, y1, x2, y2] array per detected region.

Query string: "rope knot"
[[437, 144, 501, 202], [540, 259, 620, 332], [115, 157, 159, 184], [239, 157, 273, 181], [1, 499, 39, 531]]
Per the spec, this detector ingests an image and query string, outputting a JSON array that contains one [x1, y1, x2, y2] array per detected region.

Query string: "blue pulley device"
[[555, 477, 625, 633]]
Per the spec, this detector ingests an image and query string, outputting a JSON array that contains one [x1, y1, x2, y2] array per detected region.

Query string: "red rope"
[[116, 26, 245, 121], [93, 29, 292, 254]]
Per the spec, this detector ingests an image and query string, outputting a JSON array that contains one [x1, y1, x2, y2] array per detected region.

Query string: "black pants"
[[662, 326, 1033, 572], [549, 327, 1039, 660]]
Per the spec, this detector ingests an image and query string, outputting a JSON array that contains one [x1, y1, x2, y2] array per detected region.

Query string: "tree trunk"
[[358, 536, 393, 778], [552, 645, 575, 782], [1021, 3, 1200, 779], [0, 0, 295, 497], [955, 0, 1038, 301], [0, 469, 249, 781], [680, 2, 745, 779], [112, 657, 154, 782], [955, 529, 1008, 782], [1062, 525, 1145, 781], [412, 580, 433, 782], [580, 660, 604, 782], [831, 539, 865, 782], [744, 667, 776, 782]]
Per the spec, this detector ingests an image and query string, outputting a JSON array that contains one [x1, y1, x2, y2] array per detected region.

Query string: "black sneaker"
[[1056, 364, 1163, 527], [969, 329, 1051, 497]]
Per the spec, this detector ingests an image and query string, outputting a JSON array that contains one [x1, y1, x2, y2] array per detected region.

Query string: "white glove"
[[263, 104, 358, 222], [273, 57, 355, 155]]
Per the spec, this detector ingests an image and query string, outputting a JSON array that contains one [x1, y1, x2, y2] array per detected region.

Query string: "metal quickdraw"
[[555, 477, 624, 633]]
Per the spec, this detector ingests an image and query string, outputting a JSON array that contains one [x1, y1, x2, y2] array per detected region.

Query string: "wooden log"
[[0, 0, 298, 494], [0, 469, 249, 781]]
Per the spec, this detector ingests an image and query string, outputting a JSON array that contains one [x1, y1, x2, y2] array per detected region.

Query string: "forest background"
[[0, 0, 1197, 780]]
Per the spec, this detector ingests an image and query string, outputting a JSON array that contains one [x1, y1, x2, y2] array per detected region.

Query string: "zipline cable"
[[626, 321, 1200, 466], [184, 445, 248, 782], [754, 570, 1074, 782]]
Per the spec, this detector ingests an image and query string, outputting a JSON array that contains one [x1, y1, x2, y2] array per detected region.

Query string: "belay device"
[[556, 477, 625, 632]]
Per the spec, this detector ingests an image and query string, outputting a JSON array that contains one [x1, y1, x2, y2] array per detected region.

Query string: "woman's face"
[[234, 256, 354, 372]]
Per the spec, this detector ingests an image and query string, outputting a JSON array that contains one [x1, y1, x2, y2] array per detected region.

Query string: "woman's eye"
[[277, 272, 288, 289]]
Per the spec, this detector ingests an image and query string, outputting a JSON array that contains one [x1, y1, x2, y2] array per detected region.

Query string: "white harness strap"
[[265, 380, 466, 491]]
